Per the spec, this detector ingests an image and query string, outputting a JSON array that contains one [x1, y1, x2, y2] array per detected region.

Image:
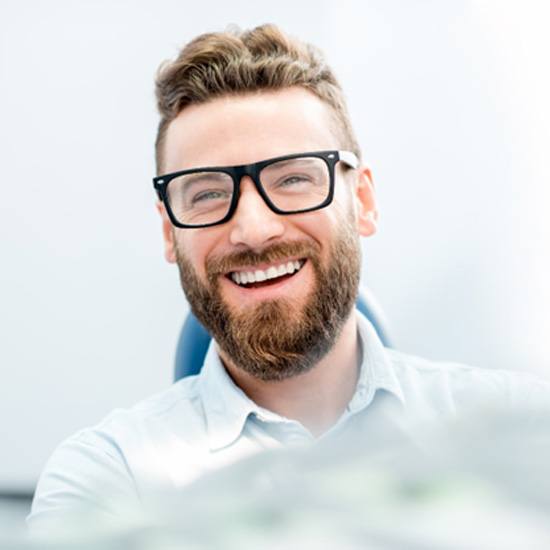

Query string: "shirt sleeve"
[[27, 427, 140, 537]]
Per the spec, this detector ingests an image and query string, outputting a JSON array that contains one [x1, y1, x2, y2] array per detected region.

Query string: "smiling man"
[[157, 86, 372, 436], [29, 24, 549, 532]]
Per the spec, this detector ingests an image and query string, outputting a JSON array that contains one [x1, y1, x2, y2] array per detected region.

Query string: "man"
[[28, 24, 549, 532]]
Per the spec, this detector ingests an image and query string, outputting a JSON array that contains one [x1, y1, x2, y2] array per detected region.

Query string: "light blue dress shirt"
[[28, 311, 549, 532]]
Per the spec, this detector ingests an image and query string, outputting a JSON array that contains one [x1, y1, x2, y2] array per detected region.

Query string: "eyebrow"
[[179, 172, 232, 186], [262, 157, 321, 170]]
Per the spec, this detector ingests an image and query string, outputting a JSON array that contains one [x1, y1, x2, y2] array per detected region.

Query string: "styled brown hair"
[[154, 24, 360, 174]]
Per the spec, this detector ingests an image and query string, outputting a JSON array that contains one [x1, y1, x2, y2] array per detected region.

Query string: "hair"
[[154, 24, 360, 174]]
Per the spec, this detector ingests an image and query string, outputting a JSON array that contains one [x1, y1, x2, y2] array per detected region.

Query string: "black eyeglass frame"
[[153, 150, 359, 229]]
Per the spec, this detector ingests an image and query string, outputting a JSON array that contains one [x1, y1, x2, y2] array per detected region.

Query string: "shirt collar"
[[198, 309, 405, 451], [198, 344, 260, 451], [353, 310, 405, 409]]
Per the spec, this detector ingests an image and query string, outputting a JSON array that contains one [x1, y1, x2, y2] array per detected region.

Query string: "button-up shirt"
[[28, 311, 549, 532]]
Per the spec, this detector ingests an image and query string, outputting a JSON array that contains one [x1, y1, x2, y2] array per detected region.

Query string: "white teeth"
[[230, 259, 305, 286]]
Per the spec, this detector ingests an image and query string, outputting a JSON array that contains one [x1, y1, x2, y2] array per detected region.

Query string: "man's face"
[[158, 87, 377, 380]]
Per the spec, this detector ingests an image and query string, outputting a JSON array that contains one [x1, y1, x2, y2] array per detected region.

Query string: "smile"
[[228, 259, 306, 287]]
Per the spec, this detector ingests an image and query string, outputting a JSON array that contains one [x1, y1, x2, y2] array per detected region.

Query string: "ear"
[[354, 166, 378, 237], [156, 202, 177, 263]]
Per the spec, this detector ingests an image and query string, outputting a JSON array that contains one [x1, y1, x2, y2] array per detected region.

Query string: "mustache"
[[205, 240, 321, 281]]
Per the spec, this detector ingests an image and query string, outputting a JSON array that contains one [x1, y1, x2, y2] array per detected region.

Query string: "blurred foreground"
[[6, 407, 550, 549]]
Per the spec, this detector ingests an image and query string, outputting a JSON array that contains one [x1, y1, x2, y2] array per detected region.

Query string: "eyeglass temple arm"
[[339, 150, 360, 169]]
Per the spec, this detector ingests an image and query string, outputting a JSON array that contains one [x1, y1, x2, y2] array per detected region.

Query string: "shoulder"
[[100, 374, 204, 432], [63, 375, 208, 453], [51, 373, 207, 464], [385, 348, 550, 414], [28, 376, 207, 534]]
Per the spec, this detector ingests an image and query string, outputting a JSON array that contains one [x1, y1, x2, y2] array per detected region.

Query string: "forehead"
[[163, 87, 341, 173]]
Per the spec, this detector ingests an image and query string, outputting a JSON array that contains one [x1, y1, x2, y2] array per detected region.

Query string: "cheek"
[[173, 234, 199, 270], [322, 194, 356, 234], [178, 230, 224, 279], [332, 184, 359, 229]]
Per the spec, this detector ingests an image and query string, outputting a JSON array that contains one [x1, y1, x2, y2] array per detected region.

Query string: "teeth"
[[231, 260, 305, 287]]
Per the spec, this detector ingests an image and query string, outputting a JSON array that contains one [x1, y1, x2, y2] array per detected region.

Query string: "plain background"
[[1, 0, 549, 491]]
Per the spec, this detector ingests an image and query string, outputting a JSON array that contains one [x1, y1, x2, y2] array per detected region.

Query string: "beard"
[[174, 220, 361, 382]]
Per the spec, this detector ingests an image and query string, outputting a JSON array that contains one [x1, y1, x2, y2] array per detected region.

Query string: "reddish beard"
[[174, 225, 361, 381]]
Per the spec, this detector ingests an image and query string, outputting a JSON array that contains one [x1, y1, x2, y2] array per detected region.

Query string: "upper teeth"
[[230, 260, 304, 286]]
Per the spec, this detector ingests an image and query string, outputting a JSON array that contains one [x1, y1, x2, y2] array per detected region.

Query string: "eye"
[[277, 174, 312, 188], [191, 189, 232, 205]]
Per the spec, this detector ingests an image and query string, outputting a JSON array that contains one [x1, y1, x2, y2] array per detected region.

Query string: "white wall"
[[1, 0, 549, 490]]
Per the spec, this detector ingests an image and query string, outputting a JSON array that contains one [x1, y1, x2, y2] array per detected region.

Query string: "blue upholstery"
[[174, 288, 392, 381]]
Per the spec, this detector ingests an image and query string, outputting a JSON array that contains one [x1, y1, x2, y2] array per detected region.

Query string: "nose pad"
[[229, 177, 285, 248]]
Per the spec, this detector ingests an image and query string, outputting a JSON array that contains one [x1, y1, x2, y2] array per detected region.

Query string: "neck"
[[218, 312, 360, 437]]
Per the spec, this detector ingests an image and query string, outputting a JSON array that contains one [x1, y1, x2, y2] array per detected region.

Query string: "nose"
[[228, 177, 285, 249]]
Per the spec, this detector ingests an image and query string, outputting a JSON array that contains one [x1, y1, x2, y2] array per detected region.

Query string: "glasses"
[[153, 150, 359, 228]]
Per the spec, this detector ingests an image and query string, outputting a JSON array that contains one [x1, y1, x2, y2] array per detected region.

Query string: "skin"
[[157, 87, 378, 436]]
